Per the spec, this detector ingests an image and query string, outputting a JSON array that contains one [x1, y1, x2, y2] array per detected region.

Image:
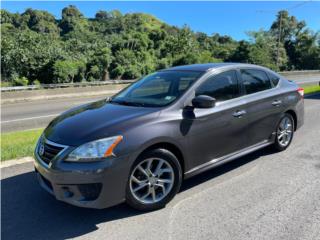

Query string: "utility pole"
[[276, 11, 283, 68], [257, 1, 310, 69]]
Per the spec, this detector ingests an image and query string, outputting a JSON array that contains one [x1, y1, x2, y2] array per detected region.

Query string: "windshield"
[[109, 71, 203, 107]]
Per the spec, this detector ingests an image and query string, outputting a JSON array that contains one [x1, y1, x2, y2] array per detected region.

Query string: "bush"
[[53, 59, 86, 83], [13, 76, 29, 86], [0, 81, 13, 87], [32, 79, 41, 85]]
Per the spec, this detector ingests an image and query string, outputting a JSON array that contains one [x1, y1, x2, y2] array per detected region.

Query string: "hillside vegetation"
[[1, 6, 319, 86]]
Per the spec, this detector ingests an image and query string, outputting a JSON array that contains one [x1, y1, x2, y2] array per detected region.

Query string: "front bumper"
[[34, 145, 134, 209]]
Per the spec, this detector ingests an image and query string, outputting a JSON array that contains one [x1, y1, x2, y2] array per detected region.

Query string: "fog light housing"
[[78, 183, 102, 201]]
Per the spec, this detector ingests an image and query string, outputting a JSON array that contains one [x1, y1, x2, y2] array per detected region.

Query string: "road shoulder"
[[0, 157, 34, 169]]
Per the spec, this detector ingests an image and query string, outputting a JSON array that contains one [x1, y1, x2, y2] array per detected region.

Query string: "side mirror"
[[192, 95, 216, 109]]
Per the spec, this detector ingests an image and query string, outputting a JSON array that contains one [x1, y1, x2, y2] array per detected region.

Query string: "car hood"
[[44, 99, 160, 146]]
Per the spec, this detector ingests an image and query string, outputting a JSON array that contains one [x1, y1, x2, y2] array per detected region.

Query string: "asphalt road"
[[1, 95, 319, 240], [1, 95, 106, 133]]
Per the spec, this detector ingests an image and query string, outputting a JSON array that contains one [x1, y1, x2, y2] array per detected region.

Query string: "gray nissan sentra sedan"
[[34, 63, 304, 211]]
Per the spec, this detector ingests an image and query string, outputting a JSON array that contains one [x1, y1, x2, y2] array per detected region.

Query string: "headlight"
[[65, 136, 123, 162]]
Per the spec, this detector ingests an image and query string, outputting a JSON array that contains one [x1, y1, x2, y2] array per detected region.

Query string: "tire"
[[273, 113, 294, 151], [126, 148, 182, 211]]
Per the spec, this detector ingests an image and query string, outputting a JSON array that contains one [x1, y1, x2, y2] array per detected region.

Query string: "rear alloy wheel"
[[126, 149, 182, 211], [273, 113, 294, 151]]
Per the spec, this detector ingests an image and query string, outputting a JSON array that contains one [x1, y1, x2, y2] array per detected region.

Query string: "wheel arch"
[[136, 142, 185, 174], [285, 109, 297, 131]]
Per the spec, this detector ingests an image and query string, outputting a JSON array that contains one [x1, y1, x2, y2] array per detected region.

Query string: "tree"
[[21, 8, 59, 34], [59, 5, 85, 35], [1, 28, 64, 83], [1, 7, 319, 85], [53, 59, 86, 83], [110, 49, 154, 79], [95, 11, 110, 20], [269, 10, 320, 70], [87, 47, 113, 80], [228, 40, 251, 63], [247, 30, 288, 70], [1, 9, 14, 24], [270, 10, 306, 42], [286, 30, 320, 69]]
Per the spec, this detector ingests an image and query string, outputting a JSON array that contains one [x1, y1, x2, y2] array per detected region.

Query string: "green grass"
[[304, 84, 320, 95], [0, 81, 13, 87], [1, 128, 43, 161]]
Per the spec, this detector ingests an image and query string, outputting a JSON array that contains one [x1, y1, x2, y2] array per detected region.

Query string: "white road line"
[[1, 113, 59, 124]]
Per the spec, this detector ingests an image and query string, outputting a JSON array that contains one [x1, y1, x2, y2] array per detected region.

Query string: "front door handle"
[[272, 100, 282, 106], [233, 110, 247, 118]]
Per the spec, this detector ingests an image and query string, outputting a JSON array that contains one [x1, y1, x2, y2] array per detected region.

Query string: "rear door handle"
[[233, 110, 247, 118], [272, 100, 282, 106]]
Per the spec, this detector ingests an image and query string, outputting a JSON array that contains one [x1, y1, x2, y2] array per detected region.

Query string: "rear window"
[[241, 69, 272, 95]]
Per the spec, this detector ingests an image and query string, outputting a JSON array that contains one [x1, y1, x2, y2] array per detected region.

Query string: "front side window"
[[110, 71, 203, 107], [195, 70, 239, 102], [241, 69, 272, 94], [267, 71, 280, 87]]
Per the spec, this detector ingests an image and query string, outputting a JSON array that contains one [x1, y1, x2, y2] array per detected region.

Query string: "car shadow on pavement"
[[1, 147, 275, 240], [305, 93, 320, 100], [1, 172, 143, 240]]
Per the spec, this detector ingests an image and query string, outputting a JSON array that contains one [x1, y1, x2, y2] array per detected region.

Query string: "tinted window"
[[267, 72, 280, 86], [196, 70, 239, 101], [111, 71, 202, 107], [130, 78, 171, 97], [241, 69, 272, 94]]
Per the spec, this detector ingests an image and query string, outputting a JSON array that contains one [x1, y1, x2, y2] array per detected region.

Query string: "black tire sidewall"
[[125, 148, 182, 211]]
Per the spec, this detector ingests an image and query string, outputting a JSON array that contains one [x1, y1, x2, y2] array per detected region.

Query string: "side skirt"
[[184, 140, 273, 179]]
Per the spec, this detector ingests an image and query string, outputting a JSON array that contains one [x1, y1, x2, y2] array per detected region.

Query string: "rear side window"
[[241, 69, 272, 94], [195, 70, 239, 101], [267, 72, 280, 87]]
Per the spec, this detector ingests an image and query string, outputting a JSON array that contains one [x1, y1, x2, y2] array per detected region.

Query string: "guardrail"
[[279, 70, 320, 75], [1, 80, 136, 92]]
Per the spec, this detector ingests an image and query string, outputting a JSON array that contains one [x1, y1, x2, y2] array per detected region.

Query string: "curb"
[[0, 157, 34, 169]]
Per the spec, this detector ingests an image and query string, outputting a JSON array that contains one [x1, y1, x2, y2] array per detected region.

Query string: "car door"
[[184, 70, 249, 169], [239, 68, 285, 146]]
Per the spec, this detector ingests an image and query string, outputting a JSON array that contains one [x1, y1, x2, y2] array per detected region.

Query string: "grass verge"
[[304, 84, 320, 95], [1, 128, 43, 161]]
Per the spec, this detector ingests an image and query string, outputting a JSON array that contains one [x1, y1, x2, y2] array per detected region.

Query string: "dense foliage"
[[1, 6, 319, 85]]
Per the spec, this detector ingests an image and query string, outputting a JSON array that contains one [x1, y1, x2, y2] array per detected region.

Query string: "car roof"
[[162, 63, 268, 72]]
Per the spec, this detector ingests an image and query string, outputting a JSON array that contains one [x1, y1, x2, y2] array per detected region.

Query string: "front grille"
[[78, 183, 102, 201], [39, 140, 65, 165]]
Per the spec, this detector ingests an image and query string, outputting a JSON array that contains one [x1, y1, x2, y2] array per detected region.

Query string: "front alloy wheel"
[[126, 149, 182, 211], [129, 158, 175, 204]]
